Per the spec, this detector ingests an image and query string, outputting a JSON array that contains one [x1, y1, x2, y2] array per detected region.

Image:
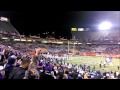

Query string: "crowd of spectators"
[[1, 41, 120, 55]]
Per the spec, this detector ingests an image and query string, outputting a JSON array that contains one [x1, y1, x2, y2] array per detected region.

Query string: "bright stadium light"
[[98, 21, 112, 30]]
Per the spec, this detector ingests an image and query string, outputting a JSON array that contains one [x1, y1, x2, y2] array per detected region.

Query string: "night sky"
[[0, 11, 120, 39]]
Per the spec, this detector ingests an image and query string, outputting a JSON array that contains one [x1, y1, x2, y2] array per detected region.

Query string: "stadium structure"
[[0, 17, 120, 78], [0, 17, 20, 36], [0, 16, 72, 43]]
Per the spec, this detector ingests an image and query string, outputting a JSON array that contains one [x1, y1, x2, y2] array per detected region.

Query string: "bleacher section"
[[0, 17, 20, 36]]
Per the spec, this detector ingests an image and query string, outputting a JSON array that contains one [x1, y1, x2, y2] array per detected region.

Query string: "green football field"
[[66, 56, 120, 72]]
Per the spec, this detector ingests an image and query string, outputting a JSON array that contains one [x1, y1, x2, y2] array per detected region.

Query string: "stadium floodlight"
[[98, 21, 112, 30]]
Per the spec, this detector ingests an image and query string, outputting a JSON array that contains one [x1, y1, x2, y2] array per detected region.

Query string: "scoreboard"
[[71, 28, 88, 40], [71, 28, 77, 31], [71, 28, 90, 32]]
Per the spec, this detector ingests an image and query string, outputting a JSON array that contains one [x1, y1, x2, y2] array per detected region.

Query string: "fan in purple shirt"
[[45, 63, 52, 72], [37, 61, 44, 73]]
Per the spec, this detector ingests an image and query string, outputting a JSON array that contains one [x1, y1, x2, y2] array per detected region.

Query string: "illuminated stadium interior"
[[0, 11, 120, 79]]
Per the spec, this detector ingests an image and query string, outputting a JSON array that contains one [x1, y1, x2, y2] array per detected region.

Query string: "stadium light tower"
[[98, 21, 112, 30]]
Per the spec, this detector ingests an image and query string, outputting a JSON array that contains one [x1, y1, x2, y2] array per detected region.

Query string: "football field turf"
[[66, 56, 120, 72]]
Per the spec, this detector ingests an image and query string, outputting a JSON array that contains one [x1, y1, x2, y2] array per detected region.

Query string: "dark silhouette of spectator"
[[40, 70, 54, 79], [8, 57, 31, 79], [4, 56, 17, 79]]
